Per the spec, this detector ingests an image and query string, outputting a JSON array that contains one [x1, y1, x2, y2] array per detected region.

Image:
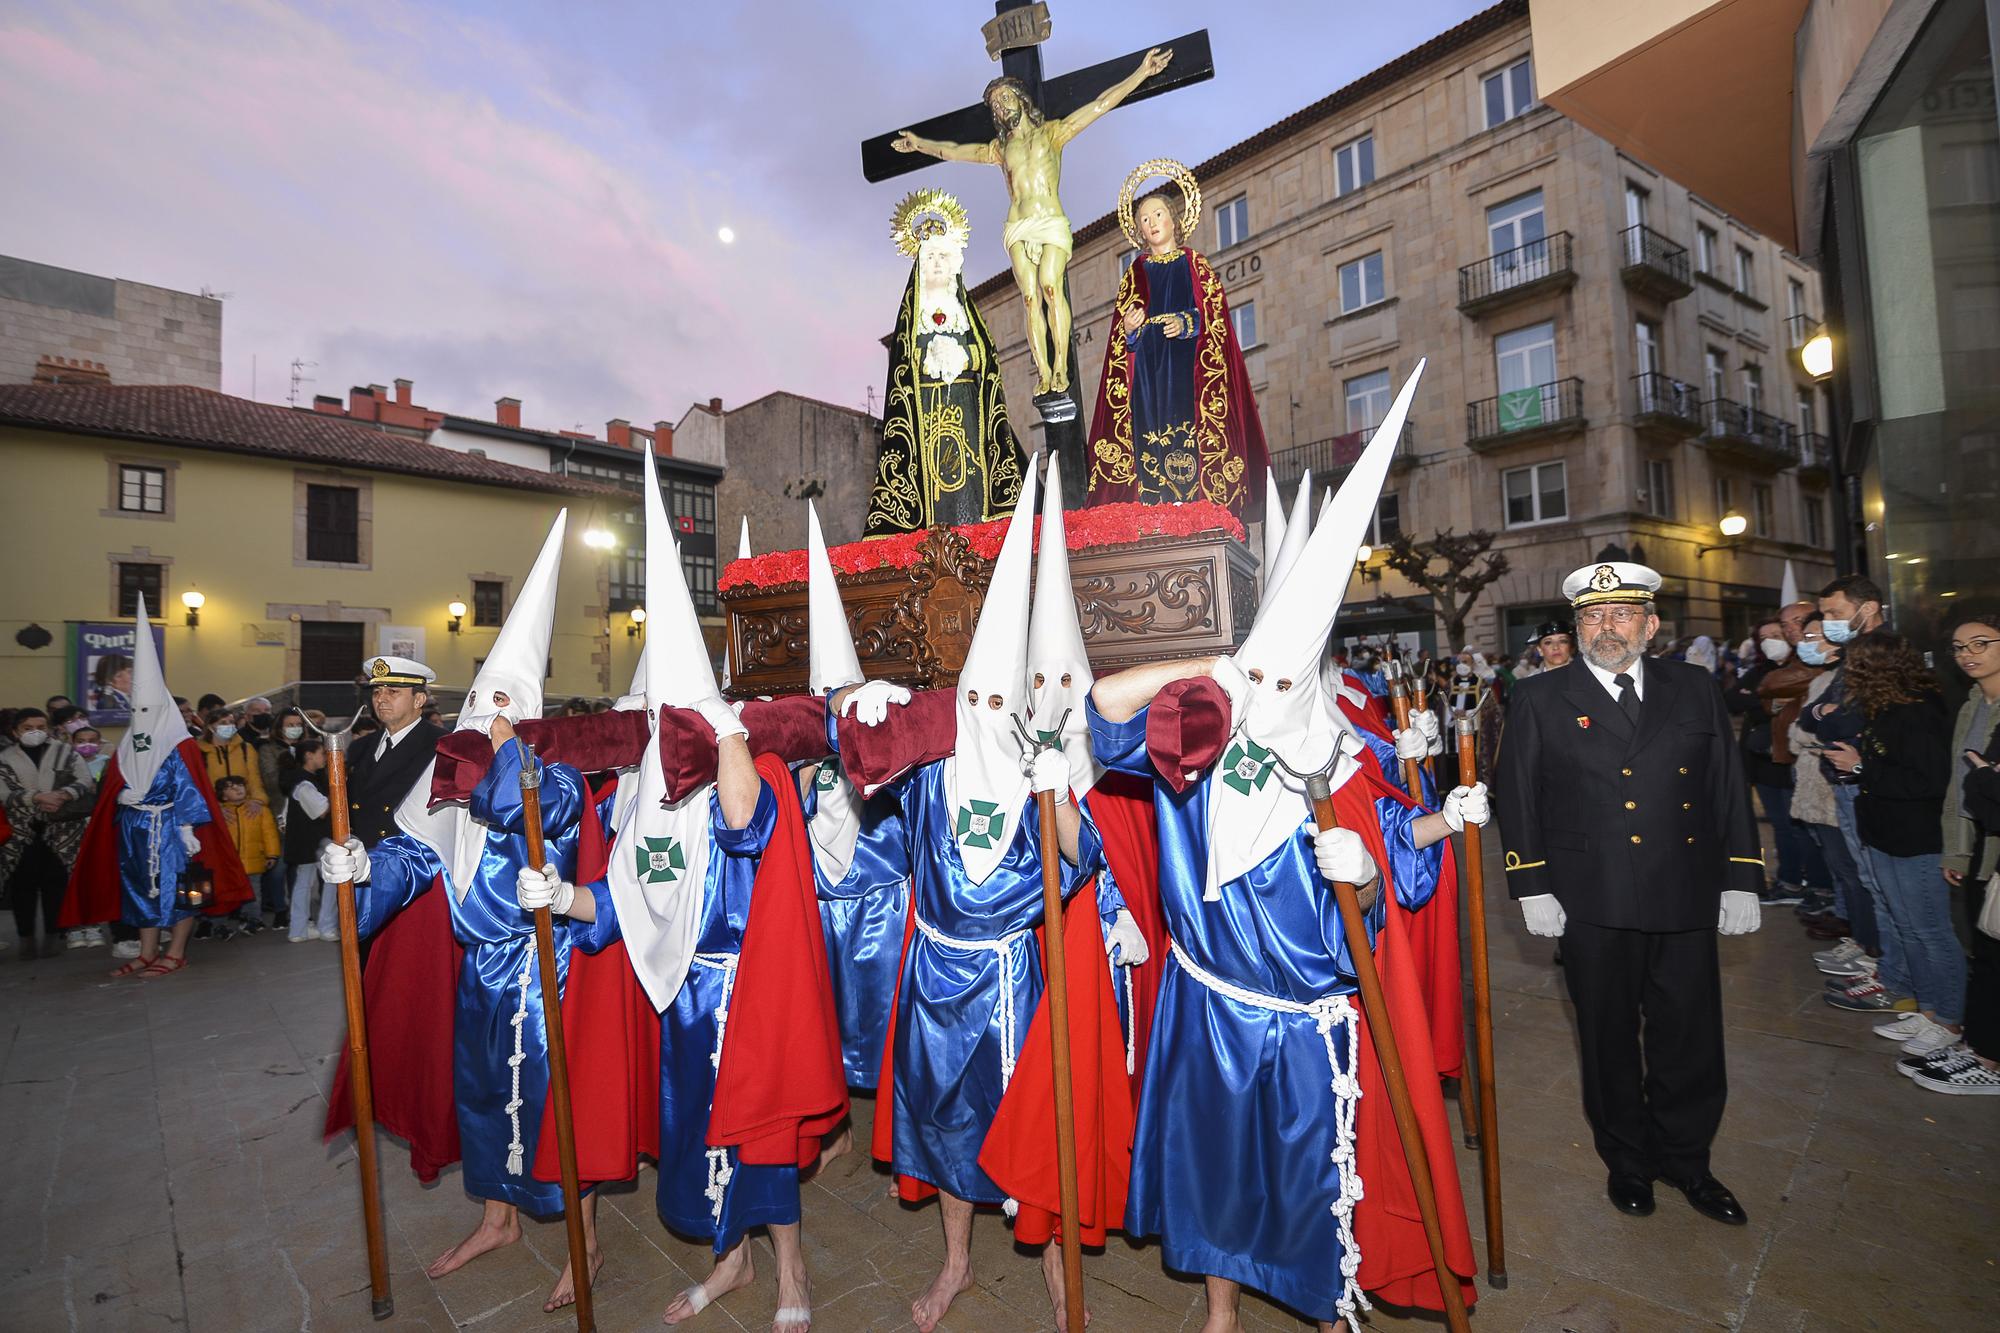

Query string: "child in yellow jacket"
[[214, 776, 281, 933]]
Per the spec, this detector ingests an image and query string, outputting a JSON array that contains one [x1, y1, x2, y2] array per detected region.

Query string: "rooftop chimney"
[[605, 418, 631, 448], [496, 397, 521, 429], [367, 383, 387, 400], [707, 396, 723, 414], [654, 420, 675, 456], [394, 378, 412, 406], [348, 386, 378, 419], [313, 394, 342, 414]]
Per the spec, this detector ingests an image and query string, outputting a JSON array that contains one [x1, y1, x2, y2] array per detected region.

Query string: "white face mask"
[[1760, 637, 1792, 663], [17, 729, 48, 748], [211, 724, 238, 742], [282, 725, 304, 741]]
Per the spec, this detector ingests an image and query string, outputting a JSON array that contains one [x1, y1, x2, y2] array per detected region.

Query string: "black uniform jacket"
[[1495, 658, 1762, 932], [342, 719, 445, 847]]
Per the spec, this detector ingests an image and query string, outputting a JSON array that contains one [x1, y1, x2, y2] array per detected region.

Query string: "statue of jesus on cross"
[[892, 45, 1172, 400]]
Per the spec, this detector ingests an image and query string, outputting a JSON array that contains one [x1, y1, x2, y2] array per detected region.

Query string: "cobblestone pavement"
[[3, 832, 1996, 1331]]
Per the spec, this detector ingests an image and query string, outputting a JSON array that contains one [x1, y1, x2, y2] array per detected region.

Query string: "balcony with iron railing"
[[1619, 224, 1694, 301], [1796, 431, 1833, 481], [1466, 377, 1586, 451], [1268, 423, 1417, 490], [1631, 372, 1704, 438], [1457, 232, 1577, 315], [1701, 398, 1799, 470]]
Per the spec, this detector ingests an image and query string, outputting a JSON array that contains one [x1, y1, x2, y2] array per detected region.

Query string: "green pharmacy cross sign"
[[637, 836, 685, 886], [1498, 386, 1545, 432]]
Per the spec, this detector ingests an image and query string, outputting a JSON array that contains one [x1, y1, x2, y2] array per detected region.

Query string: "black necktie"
[[1613, 671, 1642, 725]]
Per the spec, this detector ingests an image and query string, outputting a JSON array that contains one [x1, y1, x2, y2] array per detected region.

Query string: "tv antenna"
[[288, 358, 318, 406], [863, 385, 878, 417]]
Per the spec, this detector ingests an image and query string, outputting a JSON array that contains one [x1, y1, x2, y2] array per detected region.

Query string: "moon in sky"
[[716, 226, 736, 245]]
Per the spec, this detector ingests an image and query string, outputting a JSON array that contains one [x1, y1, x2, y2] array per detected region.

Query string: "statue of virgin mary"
[[864, 189, 1024, 537]]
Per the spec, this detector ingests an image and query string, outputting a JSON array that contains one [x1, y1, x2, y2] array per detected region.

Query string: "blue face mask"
[[1798, 639, 1829, 666], [1822, 619, 1856, 644]]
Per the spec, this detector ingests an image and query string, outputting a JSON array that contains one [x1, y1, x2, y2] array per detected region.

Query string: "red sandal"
[[110, 954, 158, 978], [139, 955, 189, 979]]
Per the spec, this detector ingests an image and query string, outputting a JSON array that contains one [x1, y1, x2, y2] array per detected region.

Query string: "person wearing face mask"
[[0, 708, 97, 958], [1725, 618, 1821, 907], [1786, 616, 1883, 969], [198, 707, 269, 808]]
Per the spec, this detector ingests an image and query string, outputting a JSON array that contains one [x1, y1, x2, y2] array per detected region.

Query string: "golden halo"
[[1118, 158, 1202, 253], [890, 188, 971, 258]]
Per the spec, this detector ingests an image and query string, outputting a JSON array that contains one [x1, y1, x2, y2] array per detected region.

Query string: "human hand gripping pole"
[[1010, 711, 1086, 1333], [513, 739, 594, 1333], [302, 706, 392, 1320]]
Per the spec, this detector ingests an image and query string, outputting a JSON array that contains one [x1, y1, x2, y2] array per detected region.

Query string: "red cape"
[[60, 743, 254, 928], [1337, 675, 1395, 743], [707, 752, 848, 1166], [1087, 772, 1168, 1102]]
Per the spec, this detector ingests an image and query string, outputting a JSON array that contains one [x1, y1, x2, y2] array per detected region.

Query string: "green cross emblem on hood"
[[955, 798, 1004, 850], [637, 836, 685, 885], [132, 732, 152, 753], [1220, 737, 1275, 796], [815, 765, 841, 792]]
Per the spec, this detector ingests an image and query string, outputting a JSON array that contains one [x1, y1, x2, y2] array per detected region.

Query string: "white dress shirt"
[[1583, 654, 1646, 702], [374, 716, 421, 760]]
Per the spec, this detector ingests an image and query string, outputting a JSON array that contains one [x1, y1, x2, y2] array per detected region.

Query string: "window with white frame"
[[1495, 320, 1556, 393], [1743, 363, 1763, 414], [1216, 195, 1250, 250], [1345, 369, 1392, 433], [1230, 300, 1258, 349], [1751, 482, 1776, 536], [1804, 493, 1827, 548], [1482, 58, 1534, 128], [1788, 277, 1807, 323], [1486, 190, 1547, 286], [1644, 457, 1676, 519], [1635, 318, 1661, 377], [1334, 134, 1375, 197], [118, 464, 166, 514], [1796, 389, 1815, 437], [1937, 141, 2000, 206], [1371, 493, 1402, 546], [1503, 461, 1566, 527], [1697, 223, 1720, 275], [1735, 245, 1756, 298], [1338, 251, 1385, 313], [1704, 346, 1728, 400]]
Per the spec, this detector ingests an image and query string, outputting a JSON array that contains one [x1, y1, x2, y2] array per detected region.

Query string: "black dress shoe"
[[1677, 1175, 1747, 1225], [1607, 1174, 1655, 1216]]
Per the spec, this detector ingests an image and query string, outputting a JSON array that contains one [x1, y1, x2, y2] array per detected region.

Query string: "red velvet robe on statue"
[[60, 743, 254, 928]]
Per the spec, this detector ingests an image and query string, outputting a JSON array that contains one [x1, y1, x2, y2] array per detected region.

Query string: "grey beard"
[[1584, 635, 1642, 673]]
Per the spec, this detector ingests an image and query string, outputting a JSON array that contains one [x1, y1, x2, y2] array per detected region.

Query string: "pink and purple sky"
[[3, 0, 1481, 434]]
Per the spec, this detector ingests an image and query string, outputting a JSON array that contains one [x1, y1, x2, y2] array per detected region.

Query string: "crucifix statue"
[[862, 1, 1213, 464]]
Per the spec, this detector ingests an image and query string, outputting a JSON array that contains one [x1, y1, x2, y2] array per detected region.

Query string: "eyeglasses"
[[1951, 636, 2000, 657], [1577, 607, 1649, 626]]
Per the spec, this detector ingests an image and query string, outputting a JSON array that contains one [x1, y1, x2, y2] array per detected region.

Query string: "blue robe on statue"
[[116, 750, 211, 928], [1088, 699, 1441, 1325], [884, 761, 1104, 1203], [1126, 252, 1206, 503], [802, 770, 910, 1090], [353, 742, 586, 1215], [576, 778, 795, 1254]]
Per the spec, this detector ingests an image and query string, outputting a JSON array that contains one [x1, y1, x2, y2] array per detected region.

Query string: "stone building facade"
[[971, 0, 1835, 655], [0, 255, 223, 391], [689, 391, 883, 558]]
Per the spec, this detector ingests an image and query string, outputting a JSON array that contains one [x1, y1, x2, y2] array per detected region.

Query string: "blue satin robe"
[[1129, 253, 1206, 505], [885, 761, 1104, 1203], [116, 751, 211, 928], [1359, 729, 1439, 806], [354, 743, 587, 1215], [802, 772, 910, 1090], [1089, 700, 1441, 1324], [576, 780, 793, 1254]]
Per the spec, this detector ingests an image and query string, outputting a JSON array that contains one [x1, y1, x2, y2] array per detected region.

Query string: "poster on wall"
[[71, 620, 167, 727], [377, 625, 426, 663]]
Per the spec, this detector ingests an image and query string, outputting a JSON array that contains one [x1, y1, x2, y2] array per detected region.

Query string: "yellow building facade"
[[0, 385, 643, 724]]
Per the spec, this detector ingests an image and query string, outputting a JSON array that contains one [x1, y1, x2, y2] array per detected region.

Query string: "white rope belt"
[[1169, 940, 1369, 1323], [913, 911, 1030, 1217], [690, 950, 740, 1224], [503, 960, 532, 1176], [142, 806, 167, 899], [1120, 963, 1137, 1076]]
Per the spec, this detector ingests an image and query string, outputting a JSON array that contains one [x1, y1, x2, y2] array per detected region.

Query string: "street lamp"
[[1353, 543, 1382, 585], [627, 607, 647, 639], [180, 587, 205, 628], [1800, 330, 1834, 381], [1698, 511, 1749, 559], [582, 527, 617, 551], [447, 600, 467, 634]]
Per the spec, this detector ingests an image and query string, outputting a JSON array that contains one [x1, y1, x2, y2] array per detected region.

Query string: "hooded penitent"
[[1026, 457, 1102, 798], [1780, 559, 1799, 609], [396, 510, 567, 900], [1263, 469, 1314, 602], [805, 500, 867, 883], [1207, 361, 1424, 901], [947, 457, 1039, 885], [607, 446, 730, 1011], [1262, 469, 1288, 592], [115, 594, 191, 806]]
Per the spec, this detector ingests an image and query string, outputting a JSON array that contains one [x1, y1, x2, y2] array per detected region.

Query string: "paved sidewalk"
[[3, 836, 1996, 1331]]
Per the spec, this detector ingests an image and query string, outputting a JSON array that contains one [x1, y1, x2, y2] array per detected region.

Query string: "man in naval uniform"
[[1495, 561, 1763, 1225], [344, 655, 445, 851]]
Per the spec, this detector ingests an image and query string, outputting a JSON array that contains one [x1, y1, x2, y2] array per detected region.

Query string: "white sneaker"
[[1901, 1016, 1962, 1057], [65, 931, 91, 950], [84, 926, 108, 947], [1812, 938, 1865, 972], [111, 938, 142, 960], [321, 928, 340, 943], [304, 924, 323, 941], [1873, 1012, 1927, 1041], [289, 932, 309, 943]]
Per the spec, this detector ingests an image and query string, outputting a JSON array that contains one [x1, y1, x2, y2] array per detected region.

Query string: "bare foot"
[[815, 1126, 851, 1175], [1034, 374, 1053, 397], [1051, 367, 1070, 395], [543, 1248, 603, 1313], [911, 1260, 973, 1332], [664, 1244, 755, 1325], [425, 1212, 521, 1278], [1041, 1244, 1091, 1329], [1198, 1314, 1242, 1333], [773, 1253, 811, 1331]]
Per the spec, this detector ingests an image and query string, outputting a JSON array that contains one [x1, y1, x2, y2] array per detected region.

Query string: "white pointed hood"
[[804, 499, 867, 883], [607, 445, 724, 1010], [1261, 469, 1314, 606], [1027, 457, 1102, 798], [947, 457, 1039, 885], [397, 510, 567, 900], [737, 516, 753, 562], [1261, 470, 1288, 591], [1206, 362, 1425, 899], [115, 595, 191, 804], [1781, 560, 1799, 610]]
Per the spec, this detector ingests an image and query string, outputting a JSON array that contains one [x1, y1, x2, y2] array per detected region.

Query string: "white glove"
[[840, 679, 912, 727], [1718, 890, 1761, 936], [1210, 656, 1251, 736], [1442, 782, 1491, 832], [1470, 652, 1496, 683], [178, 824, 201, 856], [1519, 894, 1566, 937], [1412, 708, 1443, 756], [693, 694, 748, 742], [1306, 821, 1379, 888], [1029, 747, 1071, 801], [516, 864, 576, 916], [319, 836, 370, 886], [1393, 726, 1428, 761], [1105, 909, 1149, 966]]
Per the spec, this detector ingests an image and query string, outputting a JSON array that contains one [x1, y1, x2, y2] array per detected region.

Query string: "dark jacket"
[[1801, 664, 1865, 785], [283, 769, 331, 866], [1495, 658, 1764, 932], [342, 719, 445, 847], [1725, 660, 1791, 788], [1855, 693, 1951, 857]]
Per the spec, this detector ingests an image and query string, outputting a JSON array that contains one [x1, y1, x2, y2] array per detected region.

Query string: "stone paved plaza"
[[4, 833, 1997, 1331]]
